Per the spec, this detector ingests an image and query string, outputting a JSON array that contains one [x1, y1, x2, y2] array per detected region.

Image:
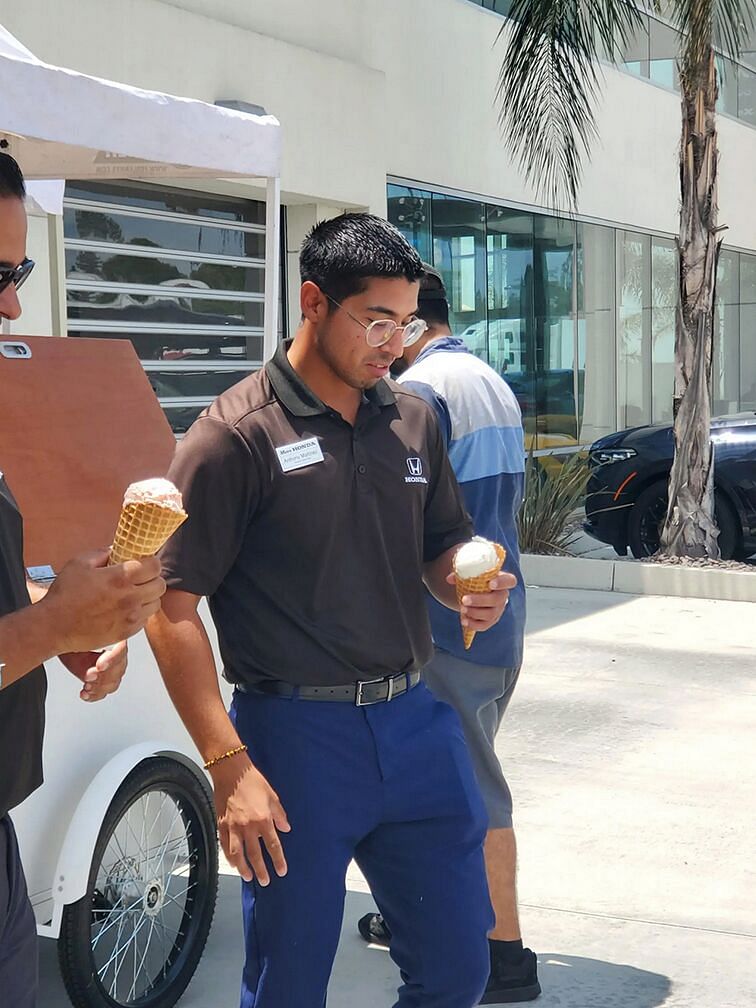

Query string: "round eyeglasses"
[[324, 293, 427, 349], [0, 258, 34, 295]]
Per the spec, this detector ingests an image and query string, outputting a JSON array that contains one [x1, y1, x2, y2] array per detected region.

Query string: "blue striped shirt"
[[398, 337, 525, 669]]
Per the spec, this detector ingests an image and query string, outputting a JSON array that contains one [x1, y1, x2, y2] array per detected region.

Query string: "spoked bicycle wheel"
[[58, 757, 218, 1008]]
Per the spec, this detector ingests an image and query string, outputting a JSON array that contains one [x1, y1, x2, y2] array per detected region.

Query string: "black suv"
[[583, 414, 756, 560]]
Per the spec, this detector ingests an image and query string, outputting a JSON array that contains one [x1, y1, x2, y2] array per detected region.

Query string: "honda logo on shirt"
[[405, 457, 428, 484]]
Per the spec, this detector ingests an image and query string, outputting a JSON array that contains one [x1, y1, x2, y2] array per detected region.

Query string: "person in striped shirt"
[[359, 265, 539, 1005]]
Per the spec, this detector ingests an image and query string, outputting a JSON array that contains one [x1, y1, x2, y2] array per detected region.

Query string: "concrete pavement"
[[38, 587, 756, 1007]]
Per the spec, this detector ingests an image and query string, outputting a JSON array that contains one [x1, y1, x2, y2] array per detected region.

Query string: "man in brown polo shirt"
[[148, 213, 516, 1008]]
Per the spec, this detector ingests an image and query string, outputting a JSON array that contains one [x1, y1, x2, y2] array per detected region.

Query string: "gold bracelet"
[[203, 744, 248, 770]]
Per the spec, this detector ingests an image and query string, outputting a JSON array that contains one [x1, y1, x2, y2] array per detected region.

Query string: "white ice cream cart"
[[0, 24, 281, 1008]]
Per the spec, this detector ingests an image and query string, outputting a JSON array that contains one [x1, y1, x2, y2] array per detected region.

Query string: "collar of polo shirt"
[[266, 340, 396, 417]]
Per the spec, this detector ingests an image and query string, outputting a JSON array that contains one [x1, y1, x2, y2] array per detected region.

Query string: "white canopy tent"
[[0, 23, 282, 357]]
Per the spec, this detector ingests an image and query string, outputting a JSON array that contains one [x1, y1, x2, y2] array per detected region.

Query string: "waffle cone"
[[108, 502, 187, 565], [455, 542, 507, 650]]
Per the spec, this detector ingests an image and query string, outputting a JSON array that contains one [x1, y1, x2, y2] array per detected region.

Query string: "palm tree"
[[496, 1, 754, 559]]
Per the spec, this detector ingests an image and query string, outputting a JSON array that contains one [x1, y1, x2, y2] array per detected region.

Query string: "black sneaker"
[[479, 947, 541, 1004], [357, 912, 392, 947]]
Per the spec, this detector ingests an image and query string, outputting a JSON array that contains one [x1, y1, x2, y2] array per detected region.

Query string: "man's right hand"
[[210, 755, 291, 884], [43, 549, 166, 654]]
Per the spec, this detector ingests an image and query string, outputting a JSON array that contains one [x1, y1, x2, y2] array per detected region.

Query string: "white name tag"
[[275, 437, 325, 473]]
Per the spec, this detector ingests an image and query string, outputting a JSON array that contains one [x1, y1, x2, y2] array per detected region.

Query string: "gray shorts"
[[423, 649, 521, 829]]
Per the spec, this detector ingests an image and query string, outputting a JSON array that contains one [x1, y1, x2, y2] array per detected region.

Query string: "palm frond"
[[663, 0, 755, 66], [497, 0, 644, 209]]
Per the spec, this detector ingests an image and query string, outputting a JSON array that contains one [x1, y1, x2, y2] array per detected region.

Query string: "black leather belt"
[[236, 670, 421, 706]]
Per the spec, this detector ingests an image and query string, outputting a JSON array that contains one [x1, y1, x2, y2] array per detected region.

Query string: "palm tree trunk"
[[660, 47, 721, 559]]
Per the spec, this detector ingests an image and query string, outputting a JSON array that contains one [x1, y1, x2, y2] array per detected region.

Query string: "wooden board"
[[0, 336, 177, 571]]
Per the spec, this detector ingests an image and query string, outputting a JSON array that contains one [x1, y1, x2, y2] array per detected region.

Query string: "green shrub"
[[517, 450, 589, 555]]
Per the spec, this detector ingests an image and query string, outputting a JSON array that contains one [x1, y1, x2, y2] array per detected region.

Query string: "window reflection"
[[389, 183, 753, 444], [486, 208, 533, 387], [65, 250, 263, 294], [618, 233, 652, 429], [577, 223, 615, 442], [64, 207, 265, 260], [651, 238, 676, 423], [387, 185, 433, 264], [64, 180, 276, 434], [714, 252, 741, 415], [147, 369, 256, 400], [740, 256, 756, 410], [431, 193, 488, 358], [66, 329, 263, 365], [66, 182, 265, 225]]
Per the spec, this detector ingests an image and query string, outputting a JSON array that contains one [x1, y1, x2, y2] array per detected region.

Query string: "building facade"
[[4, 0, 756, 445]]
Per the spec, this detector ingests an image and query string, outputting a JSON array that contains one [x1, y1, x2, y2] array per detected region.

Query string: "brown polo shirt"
[[161, 341, 472, 687]]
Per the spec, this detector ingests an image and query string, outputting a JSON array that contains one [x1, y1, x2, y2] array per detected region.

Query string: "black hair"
[[300, 212, 424, 304], [0, 151, 26, 200], [417, 263, 450, 328]]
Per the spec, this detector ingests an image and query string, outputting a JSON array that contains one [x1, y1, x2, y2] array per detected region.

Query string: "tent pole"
[[263, 176, 281, 363]]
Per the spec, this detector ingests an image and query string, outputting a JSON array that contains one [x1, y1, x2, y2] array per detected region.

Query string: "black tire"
[[628, 479, 740, 560], [58, 757, 218, 1008]]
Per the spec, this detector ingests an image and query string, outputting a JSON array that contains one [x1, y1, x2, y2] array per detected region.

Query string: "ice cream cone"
[[455, 542, 507, 650], [108, 501, 187, 565]]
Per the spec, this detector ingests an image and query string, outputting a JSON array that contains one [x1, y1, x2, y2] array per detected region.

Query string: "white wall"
[[2, 0, 754, 245], [10, 215, 55, 336]]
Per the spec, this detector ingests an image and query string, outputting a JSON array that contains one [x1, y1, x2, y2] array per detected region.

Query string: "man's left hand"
[[445, 571, 517, 633], [58, 641, 128, 701]]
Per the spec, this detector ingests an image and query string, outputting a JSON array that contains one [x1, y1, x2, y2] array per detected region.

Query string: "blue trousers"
[[230, 681, 493, 1008], [0, 816, 38, 1008]]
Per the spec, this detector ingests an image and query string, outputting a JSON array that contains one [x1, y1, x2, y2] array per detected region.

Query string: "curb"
[[521, 553, 756, 603]]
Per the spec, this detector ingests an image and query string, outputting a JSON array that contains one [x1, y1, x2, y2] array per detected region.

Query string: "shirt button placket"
[[353, 432, 370, 491]]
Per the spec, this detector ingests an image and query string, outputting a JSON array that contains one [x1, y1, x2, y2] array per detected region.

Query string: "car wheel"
[[58, 757, 218, 1008], [628, 480, 741, 560], [714, 495, 739, 560]]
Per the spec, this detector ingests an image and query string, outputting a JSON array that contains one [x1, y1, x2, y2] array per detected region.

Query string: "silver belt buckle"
[[355, 676, 391, 706]]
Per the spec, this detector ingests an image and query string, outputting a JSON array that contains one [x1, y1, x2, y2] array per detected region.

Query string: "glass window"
[[618, 232, 653, 428], [740, 255, 756, 410], [533, 215, 577, 442], [65, 327, 263, 365], [713, 251, 741, 416], [431, 193, 488, 358], [64, 206, 265, 260], [487, 208, 535, 428], [649, 18, 679, 90], [650, 237, 676, 424], [466, 0, 515, 14], [737, 63, 756, 127], [617, 14, 754, 128], [741, 26, 756, 70], [717, 56, 739, 118], [387, 185, 433, 265], [577, 223, 616, 442], [387, 180, 756, 448], [622, 14, 650, 77], [65, 250, 264, 294], [65, 181, 265, 225], [64, 181, 279, 434]]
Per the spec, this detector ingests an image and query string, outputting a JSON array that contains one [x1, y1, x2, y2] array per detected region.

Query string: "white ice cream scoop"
[[453, 536, 500, 579], [122, 477, 184, 513]]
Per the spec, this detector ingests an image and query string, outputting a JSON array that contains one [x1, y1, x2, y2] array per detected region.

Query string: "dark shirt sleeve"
[[401, 379, 452, 449], [160, 416, 261, 597], [421, 409, 473, 563]]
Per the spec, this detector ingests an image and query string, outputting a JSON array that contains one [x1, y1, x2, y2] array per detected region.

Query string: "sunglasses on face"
[[0, 258, 34, 295], [324, 293, 428, 349]]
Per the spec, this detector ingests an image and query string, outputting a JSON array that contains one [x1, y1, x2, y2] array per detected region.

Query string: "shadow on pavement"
[[535, 953, 671, 1007], [38, 886, 672, 1008], [524, 585, 638, 636]]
